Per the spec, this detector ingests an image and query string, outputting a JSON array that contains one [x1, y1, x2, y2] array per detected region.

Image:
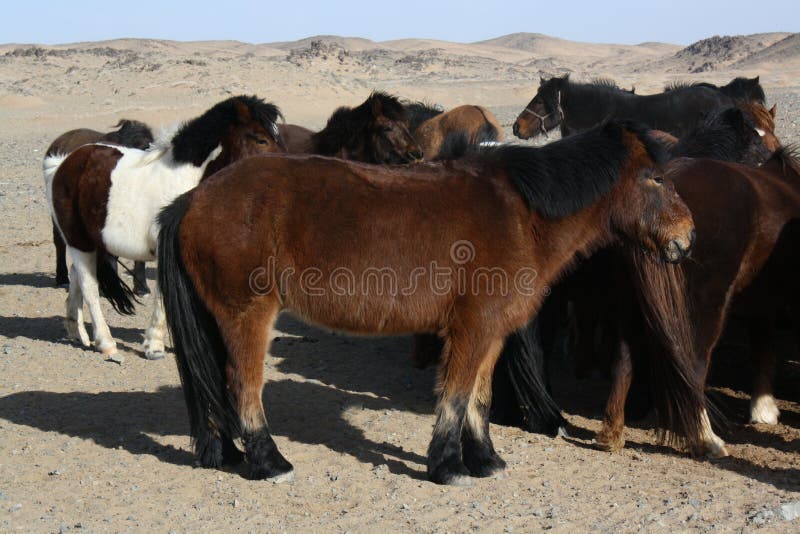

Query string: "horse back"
[[180, 155, 534, 335]]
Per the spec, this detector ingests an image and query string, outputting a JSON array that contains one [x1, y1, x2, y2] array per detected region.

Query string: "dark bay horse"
[[278, 92, 422, 163], [157, 121, 699, 485], [46, 95, 285, 361], [597, 149, 800, 455], [492, 102, 783, 451], [45, 120, 154, 293], [403, 102, 504, 160], [513, 75, 733, 140]]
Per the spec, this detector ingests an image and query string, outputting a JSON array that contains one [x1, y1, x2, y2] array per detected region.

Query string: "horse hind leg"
[[216, 301, 294, 481], [132, 261, 150, 296], [748, 317, 780, 424], [64, 263, 90, 347], [462, 337, 506, 478], [142, 282, 166, 360], [69, 247, 118, 356]]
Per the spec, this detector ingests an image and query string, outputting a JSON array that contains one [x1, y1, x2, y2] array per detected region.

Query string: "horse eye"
[[652, 176, 664, 185]]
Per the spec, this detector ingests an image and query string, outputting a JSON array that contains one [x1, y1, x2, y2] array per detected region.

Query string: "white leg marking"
[[143, 279, 166, 360], [749, 394, 780, 425], [69, 248, 117, 357], [699, 409, 728, 458], [64, 265, 90, 347]]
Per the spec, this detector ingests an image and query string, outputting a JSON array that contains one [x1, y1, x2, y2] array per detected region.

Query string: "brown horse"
[[157, 121, 698, 485], [45, 120, 154, 293], [46, 95, 285, 361], [408, 104, 504, 160], [278, 92, 422, 163], [597, 148, 800, 456]]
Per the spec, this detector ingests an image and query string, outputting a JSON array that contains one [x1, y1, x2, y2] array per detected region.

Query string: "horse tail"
[[473, 106, 503, 144], [628, 250, 707, 448], [491, 317, 566, 436], [95, 251, 138, 315], [157, 191, 241, 448]]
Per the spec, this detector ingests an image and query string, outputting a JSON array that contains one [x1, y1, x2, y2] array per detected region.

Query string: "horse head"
[[513, 75, 567, 140]]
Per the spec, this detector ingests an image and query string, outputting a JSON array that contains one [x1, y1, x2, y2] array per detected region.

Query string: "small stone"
[[106, 353, 125, 365], [778, 501, 800, 521], [750, 509, 775, 526], [59, 524, 69, 534], [49, 469, 61, 476], [233, 499, 240, 508], [688, 499, 701, 507], [9, 503, 22, 512], [2, 345, 11, 355]]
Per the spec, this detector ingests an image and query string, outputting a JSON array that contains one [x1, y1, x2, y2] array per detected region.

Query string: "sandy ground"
[[0, 34, 799, 532]]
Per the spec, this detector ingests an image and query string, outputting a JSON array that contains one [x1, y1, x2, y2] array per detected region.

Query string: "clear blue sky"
[[4, 0, 798, 46]]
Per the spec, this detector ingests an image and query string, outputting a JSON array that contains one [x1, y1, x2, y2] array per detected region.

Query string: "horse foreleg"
[[142, 282, 166, 360], [462, 337, 506, 478], [748, 316, 780, 424], [217, 302, 293, 482], [64, 264, 90, 347], [428, 329, 502, 485], [69, 248, 117, 356], [596, 335, 632, 452]]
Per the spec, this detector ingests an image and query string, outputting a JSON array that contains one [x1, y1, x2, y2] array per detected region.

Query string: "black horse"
[[513, 75, 733, 140], [665, 76, 766, 105]]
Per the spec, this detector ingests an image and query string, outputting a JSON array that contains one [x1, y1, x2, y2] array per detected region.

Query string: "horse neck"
[[562, 83, 630, 132], [311, 128, 366, 160], [529, 200, 615, 286]]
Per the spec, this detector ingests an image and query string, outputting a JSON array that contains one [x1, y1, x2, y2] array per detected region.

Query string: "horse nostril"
[[410, 150, 423, 161], [512, 122, 520, 136]]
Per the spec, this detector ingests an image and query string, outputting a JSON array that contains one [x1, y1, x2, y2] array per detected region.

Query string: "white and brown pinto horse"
[[45, 95, 286, 360]]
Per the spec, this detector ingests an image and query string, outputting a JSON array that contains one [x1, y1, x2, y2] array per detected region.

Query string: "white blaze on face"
[[755, 128, 766, 137]]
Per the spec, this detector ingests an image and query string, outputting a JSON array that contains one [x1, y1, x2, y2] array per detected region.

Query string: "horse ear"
[[539, 76, 546, 85], [753, 76, 760, 84], [371, 95, 383, 117], [769, 104, 777, 118]]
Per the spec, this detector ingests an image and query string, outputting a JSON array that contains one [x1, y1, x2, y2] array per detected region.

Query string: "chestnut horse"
[[404, 102, 504, 160], [46, 95, 285, 361], [278, 92, 422, 163], [513, 75, 733, 140], [157, 121, 699, 485], [46, 120, 154, 293]]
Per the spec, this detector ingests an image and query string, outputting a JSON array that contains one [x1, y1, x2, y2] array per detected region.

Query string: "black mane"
[[671, 107, 758, 162], [103, 119, 154, 150], [171, 95, 282, 166], [479, 121, 666, 219], [404, 101, 443, 133], [768, 144, 800, 177], [311, 91, 407, 156]]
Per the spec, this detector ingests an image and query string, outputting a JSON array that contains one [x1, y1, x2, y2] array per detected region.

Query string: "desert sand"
[[0, 33, 798, 532]]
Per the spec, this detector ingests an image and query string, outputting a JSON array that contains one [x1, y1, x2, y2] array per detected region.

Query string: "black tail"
[[157, 191, 241, 451], [491, 317, 566, 436], [96, 252, 138, 315]]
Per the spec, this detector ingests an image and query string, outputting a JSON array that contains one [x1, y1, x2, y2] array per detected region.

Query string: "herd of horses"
[[41, 74, 797, 485]]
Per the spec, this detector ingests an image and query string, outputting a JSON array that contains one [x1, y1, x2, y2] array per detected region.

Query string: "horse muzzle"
[[662, 230, 695, 263]]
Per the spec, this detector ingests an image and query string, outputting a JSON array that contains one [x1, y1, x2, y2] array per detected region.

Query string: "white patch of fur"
[[755, 128, 766, 137], [699, 409, 729, 458], [100, 143, 222, 260], [749, 394, 780, 424], [44, 153, 69, 241]]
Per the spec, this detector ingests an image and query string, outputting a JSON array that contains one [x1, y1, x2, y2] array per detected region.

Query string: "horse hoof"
[[134, 287, 151, 298], [428, 460, 473, 486], [145, 350, 165, 361], [100, 344, 118, 357], [705, 444, 729, 459], [595, 432, 625, 452]]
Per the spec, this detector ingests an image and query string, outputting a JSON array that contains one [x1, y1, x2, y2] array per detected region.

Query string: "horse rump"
[[157, 191, 240, 462]]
